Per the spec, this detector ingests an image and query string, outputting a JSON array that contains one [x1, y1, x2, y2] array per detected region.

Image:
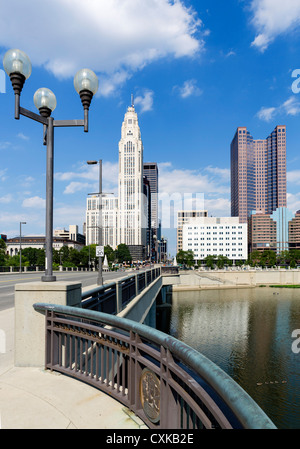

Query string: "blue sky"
[[0, 0, 300, 256]]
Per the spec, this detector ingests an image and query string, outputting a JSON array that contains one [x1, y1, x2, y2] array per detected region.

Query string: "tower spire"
[[131, 93, 134, 107]]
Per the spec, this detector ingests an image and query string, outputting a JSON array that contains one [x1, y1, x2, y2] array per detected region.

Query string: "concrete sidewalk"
[[0, 307, 147, 429]]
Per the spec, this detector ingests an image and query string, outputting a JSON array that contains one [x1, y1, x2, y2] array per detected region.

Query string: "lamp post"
[[87, 160, 103, 285], [19, 221, 26, 273], [3, 49, 98, 282]]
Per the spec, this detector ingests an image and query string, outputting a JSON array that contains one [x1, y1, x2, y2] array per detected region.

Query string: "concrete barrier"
[[14, 282, 82, 367], [162, 269, 300, 290]]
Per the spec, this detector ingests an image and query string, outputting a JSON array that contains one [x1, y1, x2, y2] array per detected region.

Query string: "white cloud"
[[157, 162, 230, 228], [250, 0, 300, 51], [256, 106, 277, 122], [55, 161, 119, 194], [288, 170, 300, 185], [204, 165, 230, 181], [17, 132, 30, 141], [0, 169, 8, 181], [174, 79, 202, 98], [0, 194, 12, 204], [22, 196, 46, 208], [0, 0, 205, 95], [53, 205, 87, 231], [256, 96, 300, 121], [64, 182, 93, 195], [134, 90, 154, 113], [283, 97, 300, 116], [0, 142, 12, 150], [158, 162, 229, 196], [287, 192, 300, 213], [225, 50, 236, 58]]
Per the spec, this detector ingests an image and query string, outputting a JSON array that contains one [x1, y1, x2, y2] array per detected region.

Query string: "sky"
[[0, 0, 300, 256]]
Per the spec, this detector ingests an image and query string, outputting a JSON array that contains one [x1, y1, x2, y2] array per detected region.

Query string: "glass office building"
[[231, 126, 287, 223]]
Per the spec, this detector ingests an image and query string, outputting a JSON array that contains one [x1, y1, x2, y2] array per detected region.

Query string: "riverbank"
[[163, 269, 300, 291]]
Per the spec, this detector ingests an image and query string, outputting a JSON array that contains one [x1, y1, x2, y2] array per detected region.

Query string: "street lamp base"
[[41, 275, 57, 282]]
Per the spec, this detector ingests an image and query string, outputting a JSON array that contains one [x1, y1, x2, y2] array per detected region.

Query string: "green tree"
[[79, 245, 96, 268], [248, 250, 261, 267], [104, 245, 116, 264], [22, 247, 45, 266], [68, 247, 81, 267], [0, 239, 8, 266], [216, 255, 232, 269], [115, 244, 132, 263], [176, 250, 195, 267], [204, 254, 216, 269], [260, 250, 276, 267]]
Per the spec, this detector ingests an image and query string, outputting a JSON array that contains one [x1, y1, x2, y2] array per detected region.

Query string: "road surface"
[[0, 270, 133, 311]]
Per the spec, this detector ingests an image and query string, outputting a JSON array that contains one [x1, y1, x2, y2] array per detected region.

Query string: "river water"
[[156, 286, 300, 429]]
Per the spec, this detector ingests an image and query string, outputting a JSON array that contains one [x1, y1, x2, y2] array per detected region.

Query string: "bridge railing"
[[81, 267, 161, 315], [33, 303, 276, 430]]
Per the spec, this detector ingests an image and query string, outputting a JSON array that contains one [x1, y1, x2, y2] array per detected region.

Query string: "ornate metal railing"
[[33, 303, 276, 430], [81, 268, 161, 314]]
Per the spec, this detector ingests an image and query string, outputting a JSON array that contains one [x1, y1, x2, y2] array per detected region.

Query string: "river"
[[156, 286, 300, 429]]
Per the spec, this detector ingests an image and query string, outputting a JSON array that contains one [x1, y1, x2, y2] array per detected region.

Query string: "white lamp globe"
[[33, 88, 57, 112], [74, 68, 98, 95], [3, 49, 32, 79]]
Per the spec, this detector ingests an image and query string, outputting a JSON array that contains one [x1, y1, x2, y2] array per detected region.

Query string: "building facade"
[[86, 195, 118, 248], [231, 125, 287, 223], [177, 210, 208, 252], [248, 207, 295, 255], [6, 235, 84, 256], [85, 100, 150, 260], [289, 211, 300, 250], [182, 217, 247, 261], [118, 103, 147, 256], [143, 162, 158, 232]]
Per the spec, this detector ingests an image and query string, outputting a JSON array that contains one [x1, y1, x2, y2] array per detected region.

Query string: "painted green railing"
[[33, 303, 276, 430]]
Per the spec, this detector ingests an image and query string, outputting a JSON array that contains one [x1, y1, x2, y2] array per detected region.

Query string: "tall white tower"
[[118, 99, 147, 256]]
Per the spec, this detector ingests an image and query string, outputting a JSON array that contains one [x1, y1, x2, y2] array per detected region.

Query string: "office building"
[[248, 212, 277, 253], [182, 216, 247, 261], [231, 125, 287, 223], [143, 163, 158, 231], [54, 225, 85, 245], [85, 99, 150, 260], [86, 195, 118, 248], [177, 210, 208, 252], [249, 207, 295, 255], [6, 234, 84, 256], [289, 211, 300, 250], [118, 100, 148, 259]]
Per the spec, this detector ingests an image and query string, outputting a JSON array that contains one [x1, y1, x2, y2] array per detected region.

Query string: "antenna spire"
[[131, 93, 134, 107]]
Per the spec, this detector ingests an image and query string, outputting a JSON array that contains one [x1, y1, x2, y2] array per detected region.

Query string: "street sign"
[[96, 246, 104, 257]]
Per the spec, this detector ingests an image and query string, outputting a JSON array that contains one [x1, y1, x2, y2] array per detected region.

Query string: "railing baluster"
[[35, 302, 276, 430]]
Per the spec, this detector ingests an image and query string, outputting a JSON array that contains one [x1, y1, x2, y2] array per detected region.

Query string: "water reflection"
[[156, 287, 300, 429]]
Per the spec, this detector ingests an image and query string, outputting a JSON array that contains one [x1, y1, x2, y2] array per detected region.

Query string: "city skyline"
[[1, 1, 300, 256]]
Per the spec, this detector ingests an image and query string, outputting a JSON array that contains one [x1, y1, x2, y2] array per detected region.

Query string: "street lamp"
[[87, 160, 103, 285], [19, 221, 26, 273], [3, 49, 98, 282]]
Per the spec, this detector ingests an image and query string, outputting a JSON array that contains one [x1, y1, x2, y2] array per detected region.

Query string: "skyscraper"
[[231, 125, 287, 223], [143, 162, 158, 233], [118, 100, 147, 259], [143, 162, 158, 259]]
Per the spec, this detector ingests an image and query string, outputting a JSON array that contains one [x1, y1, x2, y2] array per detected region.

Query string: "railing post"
[[116, 280, 122, 313], [145, 270, 148, 288], [135, 273, 139, 296]]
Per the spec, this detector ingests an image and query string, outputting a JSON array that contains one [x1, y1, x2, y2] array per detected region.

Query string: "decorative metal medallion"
[[139, 368, 161, 423]]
